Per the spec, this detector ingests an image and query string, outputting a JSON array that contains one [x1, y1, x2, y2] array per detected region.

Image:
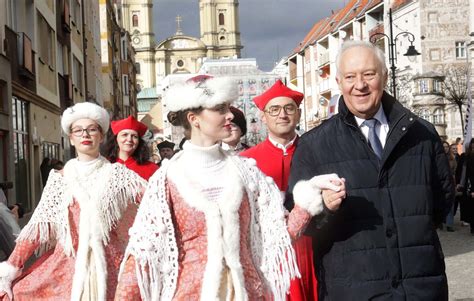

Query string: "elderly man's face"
[[336, 46, 387, 119]]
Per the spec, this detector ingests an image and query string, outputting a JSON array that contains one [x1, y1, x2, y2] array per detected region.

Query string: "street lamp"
[[369, 8, 421, 99]]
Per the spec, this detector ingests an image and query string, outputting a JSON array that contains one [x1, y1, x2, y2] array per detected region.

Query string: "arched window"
[[419, 108, 431, 122], [219, 13, 225, 25], [433, 108, 444, 124], [132, 14, 139, 27]]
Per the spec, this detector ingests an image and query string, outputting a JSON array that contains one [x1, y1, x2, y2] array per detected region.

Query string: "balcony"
[[4, 26, 36, 91], [369, 22, 384, 41], [319, 52, 329, 66], [319, 78, 330, 92]]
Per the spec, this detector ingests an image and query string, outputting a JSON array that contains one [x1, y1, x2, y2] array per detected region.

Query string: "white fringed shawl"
[[122, 151, 299, 301], [16, 156, 146, 301]]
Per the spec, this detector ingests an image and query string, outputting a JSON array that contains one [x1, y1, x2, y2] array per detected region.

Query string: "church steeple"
[[121, 0, 156, 88], [199, 0, 242, 59]]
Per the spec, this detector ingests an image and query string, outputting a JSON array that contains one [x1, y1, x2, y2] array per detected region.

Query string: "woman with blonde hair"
[[0, 102, 146, 300], [115, 76, 344, 300]]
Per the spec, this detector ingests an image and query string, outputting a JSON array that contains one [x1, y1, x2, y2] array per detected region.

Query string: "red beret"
[[111, 116, 148, 137], [253, 79, 304, 110]]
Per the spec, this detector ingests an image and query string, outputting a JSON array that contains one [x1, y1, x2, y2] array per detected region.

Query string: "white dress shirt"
[[354, 105, 389, 148]]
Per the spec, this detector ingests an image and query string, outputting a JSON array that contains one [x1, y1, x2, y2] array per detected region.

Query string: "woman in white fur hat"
[[115, 76, 344, 301], [0, 102, 147, 301]]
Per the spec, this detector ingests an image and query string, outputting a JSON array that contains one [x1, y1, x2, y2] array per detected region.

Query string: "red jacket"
[[241, 137, 298, 191], [116, 157, 158, 181]]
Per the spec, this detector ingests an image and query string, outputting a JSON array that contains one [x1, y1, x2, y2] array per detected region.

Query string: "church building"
[[121, 0, 243, 91]]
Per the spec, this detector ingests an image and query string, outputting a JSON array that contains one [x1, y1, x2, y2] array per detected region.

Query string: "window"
[[433, 108, 444, 124], [72, 56, 83, 92], [132, 14, 139, 27], [135, 62, 141, 74], [122, 75, 129, 96], [71, 0, 81, 29], [219, 13, 225, 25], [37, 14, 55, 67], [419, 108, 431, 122], [41, 142, 60, 161], [428, 12, 438, 24], [121, 38, 127, 60], [57, 41, 65, 75], [0, 81, 7, 112], [433, 80, 442, 93], [456, 41, 466, 59], [419, 79, 429, 94], [430, 49, 440, 61], [12, 97, 30, 210]]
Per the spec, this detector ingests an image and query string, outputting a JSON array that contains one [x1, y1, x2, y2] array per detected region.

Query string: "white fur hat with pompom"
[[164, 76, 238, 112], [61, 102, 110, 135]]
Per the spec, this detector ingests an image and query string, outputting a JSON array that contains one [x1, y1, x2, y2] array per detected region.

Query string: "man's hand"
[[293, 174, 344, 216], [322, 178, 346, 212]]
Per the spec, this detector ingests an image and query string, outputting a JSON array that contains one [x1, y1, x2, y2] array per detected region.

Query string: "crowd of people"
[[0, 40, 457, 300]]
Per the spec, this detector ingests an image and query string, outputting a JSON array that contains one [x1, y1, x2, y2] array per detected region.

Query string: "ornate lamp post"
[[369, 8, 421, 99]]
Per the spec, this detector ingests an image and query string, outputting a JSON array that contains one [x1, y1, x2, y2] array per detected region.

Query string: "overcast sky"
[[153, 0, 347, 71]]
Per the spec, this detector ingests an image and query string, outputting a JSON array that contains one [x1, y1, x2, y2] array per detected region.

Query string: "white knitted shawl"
[[122, 151, 299, 301], [16, 156, 146, 300]]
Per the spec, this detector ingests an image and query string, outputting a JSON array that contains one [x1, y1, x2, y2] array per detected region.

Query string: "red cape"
[[116, 157, 158, 181]]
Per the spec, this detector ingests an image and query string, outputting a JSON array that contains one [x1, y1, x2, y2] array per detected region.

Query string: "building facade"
[[156, 58, 280, 146], [286, 0, 474, 142], [0, 0, 137, 212]]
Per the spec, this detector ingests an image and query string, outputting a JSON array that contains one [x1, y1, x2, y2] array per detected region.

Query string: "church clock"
[[132, 36, 141, 45]]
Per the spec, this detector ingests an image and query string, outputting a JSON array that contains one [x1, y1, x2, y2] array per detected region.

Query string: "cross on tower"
[[175, 15, 183, 35]]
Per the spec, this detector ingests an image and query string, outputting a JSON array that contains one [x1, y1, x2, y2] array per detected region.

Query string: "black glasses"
[[264, 104, 298, 117], [71, 126, 101, 137]]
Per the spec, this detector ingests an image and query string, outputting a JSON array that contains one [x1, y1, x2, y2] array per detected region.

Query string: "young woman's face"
[[116, 129, 139, 157], [443, 142, 450, 154], [69, 119, 103, 157], [221, 123, 242, 147], [193, 103, 234, 142]]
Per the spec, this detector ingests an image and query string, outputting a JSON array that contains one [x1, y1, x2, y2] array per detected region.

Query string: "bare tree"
[[441, 64, 470, 133]]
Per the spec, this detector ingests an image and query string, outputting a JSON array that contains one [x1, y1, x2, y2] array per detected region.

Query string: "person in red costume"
[[104, 116, 158, 180], [241, 79, 318, 301]]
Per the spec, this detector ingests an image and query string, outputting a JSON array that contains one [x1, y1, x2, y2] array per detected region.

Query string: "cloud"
[[153, 0, 347, 71]]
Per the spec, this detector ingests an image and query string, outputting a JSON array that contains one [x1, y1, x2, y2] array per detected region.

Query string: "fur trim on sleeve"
[[293, 180, 323, 216], [0, 261, 21, 299]]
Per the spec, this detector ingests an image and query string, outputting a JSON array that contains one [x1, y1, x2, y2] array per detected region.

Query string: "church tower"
[[199, 0, 242, 59], [121, 0, 156, 89]]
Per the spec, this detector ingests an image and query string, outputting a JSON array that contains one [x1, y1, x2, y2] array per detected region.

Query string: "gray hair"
[[335, 40, 388, 77]]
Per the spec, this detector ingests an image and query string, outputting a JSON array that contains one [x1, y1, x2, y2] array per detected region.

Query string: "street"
[[438, 218, 474, 301], [1, 215, 473, 300]]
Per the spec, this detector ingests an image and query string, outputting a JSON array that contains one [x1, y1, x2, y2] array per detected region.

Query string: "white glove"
[[0, 261, 21, 300], [293, 174, 342, 216]]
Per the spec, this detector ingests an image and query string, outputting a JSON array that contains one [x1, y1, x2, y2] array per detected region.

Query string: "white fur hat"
[[164, 76, 238, 112], [61, 102, 110, 135]]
